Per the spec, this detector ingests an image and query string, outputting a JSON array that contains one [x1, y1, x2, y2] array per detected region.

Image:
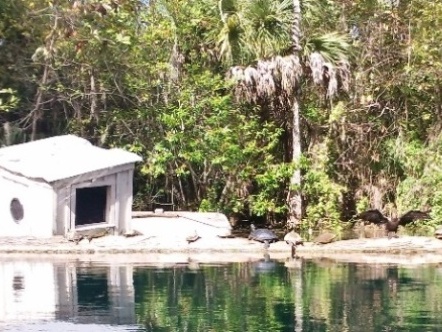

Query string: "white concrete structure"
[[131, 211, 233, 239], [0, 259, 136, 328], [0, 260, 56, 322], [0, 135, 141, 237]]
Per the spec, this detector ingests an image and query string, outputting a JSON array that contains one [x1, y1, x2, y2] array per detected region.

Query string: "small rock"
[[434, 225, 442, 240], [121, 229, 143, 238]]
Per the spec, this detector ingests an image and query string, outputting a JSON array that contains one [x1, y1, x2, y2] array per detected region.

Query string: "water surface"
[[1, 256, 442, 331]]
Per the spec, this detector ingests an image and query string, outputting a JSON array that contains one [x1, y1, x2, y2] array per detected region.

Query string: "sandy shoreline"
[[1, 235, 442, 265]]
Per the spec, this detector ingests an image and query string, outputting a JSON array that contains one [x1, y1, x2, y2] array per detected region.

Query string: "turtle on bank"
[[248, 224, 279, 249], [186, 230, 201, 244], [284, 231, 304, 257], [313, 232, 336, 245]]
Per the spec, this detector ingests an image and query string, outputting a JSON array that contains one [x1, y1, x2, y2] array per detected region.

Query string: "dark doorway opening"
[[75, 186, 108, 226]]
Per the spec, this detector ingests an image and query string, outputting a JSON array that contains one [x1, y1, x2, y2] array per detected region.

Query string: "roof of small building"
[[0, 135, 142, 183]]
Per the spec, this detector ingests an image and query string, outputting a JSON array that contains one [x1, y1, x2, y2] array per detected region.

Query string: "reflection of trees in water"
[[300, 261, 442, 332], [133, 260, 442, 332], [134, 261, 294, 331], [300, 262, 398, 331]]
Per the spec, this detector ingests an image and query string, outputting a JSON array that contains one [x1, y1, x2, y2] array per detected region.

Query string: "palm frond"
[[244, 66, 259, 86], [217, 13, 244, 63], [306, 32, 352, 98], [220, 0, 238, 15], [227, 54, 302, 103], [337, 59, 351, 92], [223, 1, 352, 101], [256, 59, 276, 97], [277, 55, 302, 92], [309, 52, 325, 85], [308, 52, 351, 98], [242, 0, 293, 59], [305, 32, 352, 63]]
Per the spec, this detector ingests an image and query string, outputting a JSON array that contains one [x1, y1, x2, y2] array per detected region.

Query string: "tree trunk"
[[287, 0, 303, 228], [31, 12, 59, 141], [288, 97, 303, 227], [293, 263, 304, 332], [3, 121, 11, 146], [291, 0, 302, 52]]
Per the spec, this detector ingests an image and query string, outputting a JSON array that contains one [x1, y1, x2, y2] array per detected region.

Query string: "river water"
[[1, 255, 442, 331]]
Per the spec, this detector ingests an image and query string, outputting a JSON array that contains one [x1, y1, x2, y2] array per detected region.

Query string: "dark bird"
[[386, 210, 431, 239], [355, 209, 389, 225], [397, 210, 431, 226], [385, 219, 400, 239]]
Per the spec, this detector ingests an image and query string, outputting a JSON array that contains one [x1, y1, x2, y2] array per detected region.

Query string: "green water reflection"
[[2, 257, 442, 331], [133, 258, 442, 332]]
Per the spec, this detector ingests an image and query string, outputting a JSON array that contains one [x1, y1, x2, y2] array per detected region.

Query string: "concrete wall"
[[0, 169, 54, 237], [131, 212, 233, 240], [116, 168, 135, 234]]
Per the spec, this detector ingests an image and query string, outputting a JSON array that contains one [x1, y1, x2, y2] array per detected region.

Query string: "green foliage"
[[355, 197, 371, 215], [3, 0, 442, 231], [0, 89, 18, 112], [387, 134, 442, 228], [304, 32, 352, 63], [249, 162, 294, 216], [140, 71, 285, 214], [213, 0, 293, 64], [302, 141, 346, 232], [400, 219, 438, 237]]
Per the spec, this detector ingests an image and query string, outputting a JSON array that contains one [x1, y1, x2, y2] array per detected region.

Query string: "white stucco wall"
[[0, 169, 55, 237]]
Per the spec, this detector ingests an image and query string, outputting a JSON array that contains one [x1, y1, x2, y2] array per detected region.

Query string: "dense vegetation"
[[1, 0, 442, 232]]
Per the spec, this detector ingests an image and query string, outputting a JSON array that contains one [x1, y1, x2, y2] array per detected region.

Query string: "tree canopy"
[[1, 0, 442, 232]]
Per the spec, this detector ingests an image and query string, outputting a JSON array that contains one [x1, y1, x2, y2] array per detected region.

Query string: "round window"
[[10, 198, 24, 223]]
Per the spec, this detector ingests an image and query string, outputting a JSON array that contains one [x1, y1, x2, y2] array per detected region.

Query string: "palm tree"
[[221, 0, 351, 227]]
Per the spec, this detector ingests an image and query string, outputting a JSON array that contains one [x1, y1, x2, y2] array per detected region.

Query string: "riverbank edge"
[[1, 235, 442, 257]]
